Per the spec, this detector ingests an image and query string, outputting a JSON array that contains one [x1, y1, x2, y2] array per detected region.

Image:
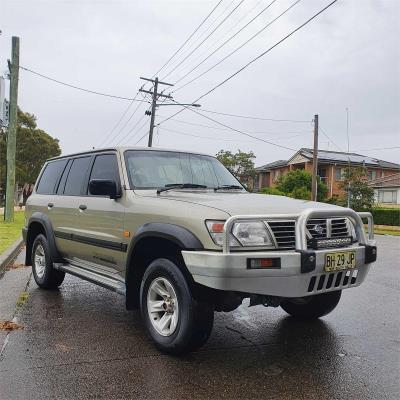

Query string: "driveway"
[[0, 236, 399, 399]]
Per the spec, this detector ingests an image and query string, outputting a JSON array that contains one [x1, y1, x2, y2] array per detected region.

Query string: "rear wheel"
[[140, 258, 214, 355], [32, 234, 65, 289], [281, 290, 341, 319]]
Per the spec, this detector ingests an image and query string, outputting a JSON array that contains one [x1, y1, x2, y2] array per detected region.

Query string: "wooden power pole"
[[139, 77, 173, 147], [4, 36, 20, 222], [311, 114, 319, 202]]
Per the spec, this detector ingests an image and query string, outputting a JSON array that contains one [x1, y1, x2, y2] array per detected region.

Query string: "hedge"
[[371, 208, 400, 226]]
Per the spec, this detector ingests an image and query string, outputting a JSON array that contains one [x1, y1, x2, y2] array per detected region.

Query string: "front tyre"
[[281, 290, 341, 319], [140, 258, 214, 355], [32, 234, 65, 289]]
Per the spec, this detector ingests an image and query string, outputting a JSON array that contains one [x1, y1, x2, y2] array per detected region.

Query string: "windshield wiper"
[[214, 185, 244, 192], [157, 183, 208, 194]]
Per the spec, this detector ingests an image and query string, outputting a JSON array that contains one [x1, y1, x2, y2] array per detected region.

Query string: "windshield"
[[124, 150, 243, 190]]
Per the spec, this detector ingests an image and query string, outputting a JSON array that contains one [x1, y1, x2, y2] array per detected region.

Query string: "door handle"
[[48, 203, 54, 208], [79, 204, 87, 210]]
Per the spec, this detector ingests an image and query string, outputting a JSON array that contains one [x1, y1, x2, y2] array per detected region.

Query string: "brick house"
[[368, 173, 400, 205], [255, 148, 400, 198]]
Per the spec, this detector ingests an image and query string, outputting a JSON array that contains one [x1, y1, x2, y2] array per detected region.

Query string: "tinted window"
[[56, 159, 72, 194], [36, 160, 67, 194], [89, 154, 119, 183], [63, 157, 91, 195]]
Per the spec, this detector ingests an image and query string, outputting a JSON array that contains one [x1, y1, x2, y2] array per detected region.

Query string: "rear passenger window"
[[89, 154, 119, 186], [56, 159, 72, 194], [63, 157, 91, 195], [36, 160, 67, 194]]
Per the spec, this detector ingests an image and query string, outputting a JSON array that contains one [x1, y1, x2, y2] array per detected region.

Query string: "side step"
[[54, 263, 126, 295]]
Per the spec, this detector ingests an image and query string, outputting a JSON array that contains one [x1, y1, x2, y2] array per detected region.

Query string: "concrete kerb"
[[0, 237, 24, 273]]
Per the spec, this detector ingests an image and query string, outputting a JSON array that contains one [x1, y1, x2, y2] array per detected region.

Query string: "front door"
[[70, 152, 126, 275]]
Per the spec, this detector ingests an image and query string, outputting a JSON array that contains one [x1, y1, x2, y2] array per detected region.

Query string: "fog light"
[[247, 258, 281, 269]]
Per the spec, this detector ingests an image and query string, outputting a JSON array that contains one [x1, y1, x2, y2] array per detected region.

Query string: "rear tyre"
[[32, 234, 65, 289], [281, 290, 341, 319], [140, 258, 214, 355]]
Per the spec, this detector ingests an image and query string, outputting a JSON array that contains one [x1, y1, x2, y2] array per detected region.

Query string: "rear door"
[[52, 156, 92, 258], [33, 159, 71, 255], [69, 152, 126, 275]]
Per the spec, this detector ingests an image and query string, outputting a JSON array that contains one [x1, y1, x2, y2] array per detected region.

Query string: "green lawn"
[[0, 212, 25, 254]]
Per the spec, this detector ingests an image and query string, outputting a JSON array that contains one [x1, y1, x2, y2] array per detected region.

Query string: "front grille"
[[267, 221, 296, 249], [267, 217, 353, 250], [307, 269, 359, 293], [331, 218, 349, 237], [307, 218, 327, 239]]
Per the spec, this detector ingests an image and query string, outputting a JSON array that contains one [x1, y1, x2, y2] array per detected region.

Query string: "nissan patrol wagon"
[[23, 147, 377, 354]]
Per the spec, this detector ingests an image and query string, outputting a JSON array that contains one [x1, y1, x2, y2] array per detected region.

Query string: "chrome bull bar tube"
[[222, 208, 372, 253]]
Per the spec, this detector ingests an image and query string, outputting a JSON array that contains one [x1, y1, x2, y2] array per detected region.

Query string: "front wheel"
[[281, 290, 341, 319], [140, 258, 214, 355]]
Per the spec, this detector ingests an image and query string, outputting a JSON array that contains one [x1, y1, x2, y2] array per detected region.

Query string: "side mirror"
[[89, 179, 121, 199]]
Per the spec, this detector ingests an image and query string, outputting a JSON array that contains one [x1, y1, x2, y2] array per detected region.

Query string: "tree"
[[338, 167, 374, 211], [274, 169, 328, 201], [0, 108, 61, 198], [216, 149, 256, 187]]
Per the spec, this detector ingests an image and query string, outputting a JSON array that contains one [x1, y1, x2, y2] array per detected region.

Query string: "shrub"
[[260, 187, 285, 196], [371, 208, 400, 226]]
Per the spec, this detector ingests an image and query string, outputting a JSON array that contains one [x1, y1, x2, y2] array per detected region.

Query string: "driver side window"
[[88, 154, 120, 195]]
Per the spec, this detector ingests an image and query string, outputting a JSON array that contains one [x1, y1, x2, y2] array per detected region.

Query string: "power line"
[[319, 126, 344, 152], [172, 0, 278, 86], [157, 114, 311, 134], [98, 91, 141, 147], [168, 0, 264, 84], [199, 108, 311, 123], [194, 0, 338, 103], [173, 0, 302, 93], [152, 0, 223, 78], [107, 101, 147, 146], [19, 66, 150, 102], [160, 126, 306, 143], [161, 0, 246, 81], [158, 0, 338, 127], [134, 122, 154, 145], [115, 111, 149, 145], [170, 103, 297, 151]]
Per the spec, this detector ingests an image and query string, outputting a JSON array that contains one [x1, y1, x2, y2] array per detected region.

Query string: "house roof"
[[294, 148, 400, 169], [255, 148, 400, 171], [368, 173, 400, 188], [255, 160, 287, 172]]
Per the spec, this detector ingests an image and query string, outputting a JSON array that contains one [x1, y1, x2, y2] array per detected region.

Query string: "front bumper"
[[182, 245, 373, 297], [182, 209, 376, 298]]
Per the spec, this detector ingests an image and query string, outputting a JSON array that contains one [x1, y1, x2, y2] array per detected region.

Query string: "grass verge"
[[0, 211, 25, 254], [374, 229, 400, 236]]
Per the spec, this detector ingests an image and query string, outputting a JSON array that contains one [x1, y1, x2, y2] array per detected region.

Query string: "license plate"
[[324, 251, 356, 272]]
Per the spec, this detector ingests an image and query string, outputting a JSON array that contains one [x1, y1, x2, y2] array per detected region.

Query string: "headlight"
[[231, 221, 274, 247], [206, 220, 275, 248]]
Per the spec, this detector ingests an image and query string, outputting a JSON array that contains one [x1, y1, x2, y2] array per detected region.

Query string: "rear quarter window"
[[36, 160, 68, 194]]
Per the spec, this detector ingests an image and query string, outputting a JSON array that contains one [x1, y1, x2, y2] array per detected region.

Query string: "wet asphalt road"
[[0, 236, 399, 400]]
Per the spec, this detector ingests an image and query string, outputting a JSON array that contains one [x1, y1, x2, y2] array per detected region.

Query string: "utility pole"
[[4, 36, 20, 222], [311, 114, 319, 202], [139, 77, 173, 147], [346, 107, 351, 208]]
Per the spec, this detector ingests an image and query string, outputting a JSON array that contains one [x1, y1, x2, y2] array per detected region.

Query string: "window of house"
[[368, 170, 377, 180], [36, 160, 67, 194], [63, 157, 91, 195], [378, 190, 397, 204], [335, 167, 345, 181]]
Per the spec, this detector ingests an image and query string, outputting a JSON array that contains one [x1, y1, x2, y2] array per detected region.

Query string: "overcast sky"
[[1, 0, 399, 166]]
